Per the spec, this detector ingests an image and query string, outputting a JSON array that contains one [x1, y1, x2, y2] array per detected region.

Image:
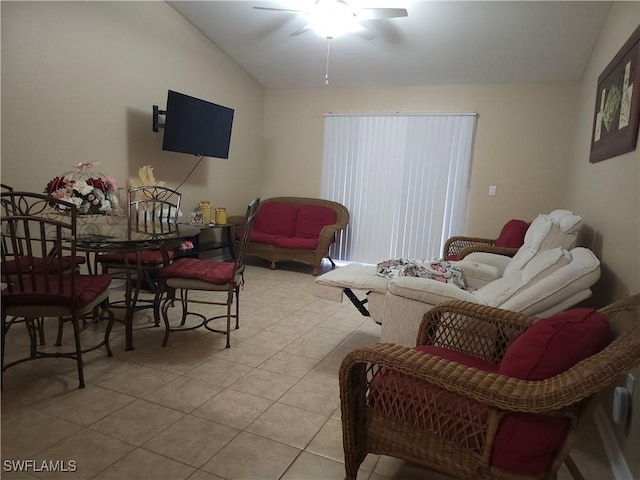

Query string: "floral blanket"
[[375, 258, 467, 289]]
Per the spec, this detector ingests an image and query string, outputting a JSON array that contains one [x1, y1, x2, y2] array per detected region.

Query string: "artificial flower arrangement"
[[44, 161, 121, 214]]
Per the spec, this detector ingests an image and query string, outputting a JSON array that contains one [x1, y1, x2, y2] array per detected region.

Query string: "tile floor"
[[1, 260, 614, 480]]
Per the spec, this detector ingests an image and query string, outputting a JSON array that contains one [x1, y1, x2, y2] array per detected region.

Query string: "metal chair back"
[[1, 191, 79, 305], [128, 185, 182, 237], [233, 197, 260, 277]]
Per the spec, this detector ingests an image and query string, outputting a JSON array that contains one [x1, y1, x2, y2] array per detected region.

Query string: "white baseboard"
[[593, 404, 633, 480]]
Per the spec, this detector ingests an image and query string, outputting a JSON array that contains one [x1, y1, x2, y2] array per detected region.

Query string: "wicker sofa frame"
[[339, 295, 640, 480], [230, 196, 349, 275]]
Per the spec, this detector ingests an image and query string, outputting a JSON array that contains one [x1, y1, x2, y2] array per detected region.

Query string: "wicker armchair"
[[339, 295, 640, 480], [443, 219, 529, 260]]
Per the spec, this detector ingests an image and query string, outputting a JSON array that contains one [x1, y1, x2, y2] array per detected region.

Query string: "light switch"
[[489, 185, 497, 196]]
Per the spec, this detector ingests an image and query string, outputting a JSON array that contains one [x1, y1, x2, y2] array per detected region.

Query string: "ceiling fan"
[[253, 0, 408, 40]]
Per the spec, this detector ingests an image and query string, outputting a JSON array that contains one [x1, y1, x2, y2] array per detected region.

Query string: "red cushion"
[[491, 308, 612, 475], [253, 202, 299, 237], [2, 274, 112, 308], [494, 219, 529, 248], [293, 205, 337, 239], [272, 236, 319, 250], [159, 258, 235, 285], [246, 230, 281, 245], [98, 250, 174, 266]]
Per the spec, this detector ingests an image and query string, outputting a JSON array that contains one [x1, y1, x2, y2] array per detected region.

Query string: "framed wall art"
[[590, 25, 640, 163]]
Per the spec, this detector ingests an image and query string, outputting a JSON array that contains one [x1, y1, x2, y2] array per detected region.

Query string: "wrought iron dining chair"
[[1, 184, 87, 346], [1, 191, 115, 388], [158, 197, 260, 348], [96, 185, 182, 325]]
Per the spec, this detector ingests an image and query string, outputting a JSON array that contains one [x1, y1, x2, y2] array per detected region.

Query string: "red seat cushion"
[[253, 202, 299, 237], [159, 258, 235, 285], [272, 236, 319, 250], [494, 219, 529, 248], [293, 205, 336, 239], [491, 308, 613, 475], [98, 250, 174, 266], [246, 230, 282, 245], [2, 274, 112, 308]]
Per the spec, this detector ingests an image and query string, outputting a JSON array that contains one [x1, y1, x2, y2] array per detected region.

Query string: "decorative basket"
[[44, 162, 122, 215]]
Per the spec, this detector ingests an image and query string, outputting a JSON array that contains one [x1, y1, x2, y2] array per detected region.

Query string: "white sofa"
[[314, 210, 601, 346]]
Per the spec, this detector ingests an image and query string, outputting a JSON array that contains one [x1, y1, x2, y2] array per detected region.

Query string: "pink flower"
[[105, 176, 118, 191]]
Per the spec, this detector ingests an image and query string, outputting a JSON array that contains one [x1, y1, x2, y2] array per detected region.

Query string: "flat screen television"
[[160, 90, 234, 159]]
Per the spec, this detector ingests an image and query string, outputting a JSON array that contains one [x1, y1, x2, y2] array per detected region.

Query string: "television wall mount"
[[152, 105, 166, 132]]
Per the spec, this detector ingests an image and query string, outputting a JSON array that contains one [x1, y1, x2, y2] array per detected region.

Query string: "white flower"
[[68, 196, 83, 207], [99, 198, 113, 212], [107, 192, 120, 207], [73, 179, 93, 196]]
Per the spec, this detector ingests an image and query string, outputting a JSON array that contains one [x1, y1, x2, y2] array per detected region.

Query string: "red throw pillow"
[[494, 219, 529, 248], [252, 202, 299, 237], [491, 308, 612, 475], [294, 205, 337, 239]]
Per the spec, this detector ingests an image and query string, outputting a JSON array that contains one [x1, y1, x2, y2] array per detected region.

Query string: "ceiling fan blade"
[[290, 25, 312, 36], [356, 8, 408, 20], [253, 6, 304, 13]]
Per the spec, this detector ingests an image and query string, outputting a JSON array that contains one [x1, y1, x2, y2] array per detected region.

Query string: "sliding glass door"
[[321, 113, 477, 264]]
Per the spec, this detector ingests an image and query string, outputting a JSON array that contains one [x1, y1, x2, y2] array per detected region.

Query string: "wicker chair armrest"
[[443, 236, 495, 259], [457, 245, 520, 260], [340, 342, 620, 415], [316, 221, 347, 250]]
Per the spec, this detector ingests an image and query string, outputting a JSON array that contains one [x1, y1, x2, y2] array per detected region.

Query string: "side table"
[[177, 223, 235, 260]]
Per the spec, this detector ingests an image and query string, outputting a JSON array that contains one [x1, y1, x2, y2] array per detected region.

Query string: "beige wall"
[[1, 1, 264, 216], [2, 1, 639, 474], [566, 3, 640, 477], [264, 84, 579, 238]]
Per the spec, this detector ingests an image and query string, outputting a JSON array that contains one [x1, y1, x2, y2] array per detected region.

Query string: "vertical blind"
[[321, 113, 477, 264]]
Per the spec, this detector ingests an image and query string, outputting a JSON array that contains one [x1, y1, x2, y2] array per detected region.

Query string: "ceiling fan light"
[[308, 0, 360, 39]]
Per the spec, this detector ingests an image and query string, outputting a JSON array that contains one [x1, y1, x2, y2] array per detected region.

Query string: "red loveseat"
[[231, 197, 349, 275]]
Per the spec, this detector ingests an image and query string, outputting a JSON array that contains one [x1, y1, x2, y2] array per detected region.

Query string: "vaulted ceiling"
[[168, 1, 612, 89]]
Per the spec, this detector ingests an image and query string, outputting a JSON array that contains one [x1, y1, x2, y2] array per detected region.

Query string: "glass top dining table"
[[74, 214, 201, 245], [74, 214, 202, 351]]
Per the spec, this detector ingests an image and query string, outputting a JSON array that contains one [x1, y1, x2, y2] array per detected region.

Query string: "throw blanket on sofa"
[[375, 258, 467, 289]]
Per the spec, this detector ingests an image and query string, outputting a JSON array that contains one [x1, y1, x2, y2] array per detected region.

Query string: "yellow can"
[[198, 201, 212, 224], [214, 207, 227, 225]]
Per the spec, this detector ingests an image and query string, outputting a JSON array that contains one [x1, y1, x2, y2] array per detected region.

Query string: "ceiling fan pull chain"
[[325, 37, 332, 85]]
